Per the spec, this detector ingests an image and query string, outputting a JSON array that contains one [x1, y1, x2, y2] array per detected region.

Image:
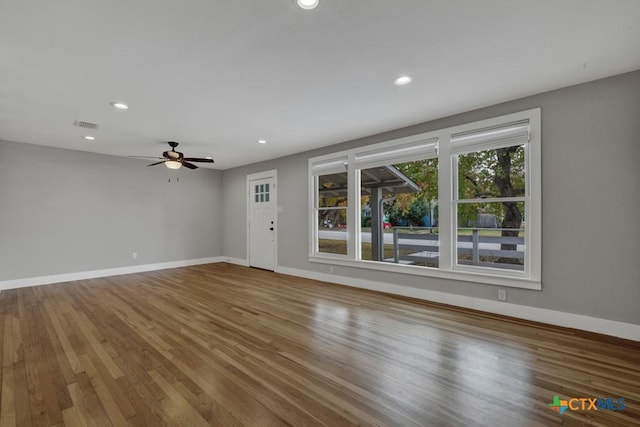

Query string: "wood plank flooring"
[[0, 263, 638, 426]]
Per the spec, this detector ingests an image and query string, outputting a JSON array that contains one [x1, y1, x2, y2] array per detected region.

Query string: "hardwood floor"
[[1, 263, 638, 426]]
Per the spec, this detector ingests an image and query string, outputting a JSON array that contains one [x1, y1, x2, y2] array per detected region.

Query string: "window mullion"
[[347, 154, 358, 260], [311, 175, 318, 255], [438, 134, 453, 271]]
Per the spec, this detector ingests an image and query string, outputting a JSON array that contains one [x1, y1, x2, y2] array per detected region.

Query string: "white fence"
[[392, 227, 524, 270]]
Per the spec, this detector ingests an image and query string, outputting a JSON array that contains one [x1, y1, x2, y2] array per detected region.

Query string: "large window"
[[309, 109, 541, 289], [452, 124, 528, 274]]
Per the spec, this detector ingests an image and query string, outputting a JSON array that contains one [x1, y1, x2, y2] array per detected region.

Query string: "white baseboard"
[[0, 257, 224, 291], [223, 257, 250, 267], [276, 266, 640, 342]]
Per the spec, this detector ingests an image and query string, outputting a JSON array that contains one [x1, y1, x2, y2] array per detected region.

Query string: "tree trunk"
[[320, 209, 344, 228], [494, 147, 522, 263]]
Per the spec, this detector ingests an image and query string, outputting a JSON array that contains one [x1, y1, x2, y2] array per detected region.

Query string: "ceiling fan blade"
[[181, 161, 198, 169], [129, 156, 165, 160], [183, 157, 214, 163], [147, 161, 166, 167]]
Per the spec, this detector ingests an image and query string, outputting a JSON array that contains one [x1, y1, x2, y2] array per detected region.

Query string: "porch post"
[[370, 187, 384, 261]]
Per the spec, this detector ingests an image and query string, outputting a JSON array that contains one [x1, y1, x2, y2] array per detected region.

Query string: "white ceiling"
[[1, 1, 639, 170]]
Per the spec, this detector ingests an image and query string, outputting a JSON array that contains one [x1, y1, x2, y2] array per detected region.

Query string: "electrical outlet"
[[132, 251, 138, 260], [498, 289, 507, 301]]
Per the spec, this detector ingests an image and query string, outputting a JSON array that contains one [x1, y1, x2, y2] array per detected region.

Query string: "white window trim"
[[308, 108, 541, 290]]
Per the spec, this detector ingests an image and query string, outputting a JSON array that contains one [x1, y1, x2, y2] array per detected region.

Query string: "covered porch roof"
[[318, 165, 420, 197], [318, 165, 420, 262]]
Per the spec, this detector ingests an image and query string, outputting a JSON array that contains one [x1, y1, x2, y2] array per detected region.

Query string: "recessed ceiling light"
[[110, 102, 129, 110], [394, 75, 414, 86], [84, 136, 95, 141], [297, 0, 319, 10], [258, 139, 267, 144]]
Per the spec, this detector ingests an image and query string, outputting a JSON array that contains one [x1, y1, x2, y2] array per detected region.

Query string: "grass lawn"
[[319, 239, 396, 259]]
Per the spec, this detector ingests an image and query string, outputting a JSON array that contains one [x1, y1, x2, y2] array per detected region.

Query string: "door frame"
[[246, 169, 278, 270]]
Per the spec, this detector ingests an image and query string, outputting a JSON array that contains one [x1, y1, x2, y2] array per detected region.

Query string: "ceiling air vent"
[[73, 120, 99, 129]]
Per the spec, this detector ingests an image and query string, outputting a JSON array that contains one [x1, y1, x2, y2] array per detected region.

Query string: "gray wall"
[[0, 141, 223, 280], [222, 70, 640, 325]]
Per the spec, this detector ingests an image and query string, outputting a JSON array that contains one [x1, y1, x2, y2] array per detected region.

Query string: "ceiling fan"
[[131, 141, 214, 170]]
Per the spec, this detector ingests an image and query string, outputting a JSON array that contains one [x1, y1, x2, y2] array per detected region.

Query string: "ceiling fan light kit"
[[165, 160, 182, 169], [129, 141, 214, 170], [296, 0, 319, 10]]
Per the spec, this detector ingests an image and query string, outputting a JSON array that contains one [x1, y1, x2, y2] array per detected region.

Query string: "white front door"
[[249, 176, 276, 270]]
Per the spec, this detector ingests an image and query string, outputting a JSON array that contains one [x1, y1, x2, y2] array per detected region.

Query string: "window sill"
[[308, 255, 541, 290]]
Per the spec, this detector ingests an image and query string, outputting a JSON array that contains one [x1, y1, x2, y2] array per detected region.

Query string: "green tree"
[[386, 202, 404, 224], [318, 193, 347, 227], [395, 158, 439, 202], [407, 196, 428, 225], [457, 146, 525, 263], [390, 158, 438, 224]]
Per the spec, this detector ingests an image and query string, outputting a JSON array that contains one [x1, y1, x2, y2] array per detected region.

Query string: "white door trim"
[[246, 169, 278, 270]]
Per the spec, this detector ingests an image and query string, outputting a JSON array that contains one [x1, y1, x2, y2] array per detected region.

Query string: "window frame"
[[314, 172, 350, 258], [452, 144, 528, 277], [308, 108, 541, 290]]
